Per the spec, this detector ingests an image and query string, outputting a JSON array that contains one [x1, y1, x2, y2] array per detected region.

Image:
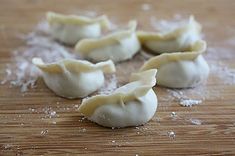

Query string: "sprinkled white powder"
[[179, 99, 202, 107], [98, 74, 118, 94], [1, 20, 78, 93], [81, 128, 86, 133], [210, 62, 235, 85], [141, 3, 151, 11], [167, 131, 175, 139], [171, 112, 176, 117], [50, 111, 56, 116], [2, 144, 13, 150], [166, 89, 203, 107], [40, 129, 48, 136], [43, 107, 57, 118], [189, 118, 202, 125], [35, 20, 50, 33]]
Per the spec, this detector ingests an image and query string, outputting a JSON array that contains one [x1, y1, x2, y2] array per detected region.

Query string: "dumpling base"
[[43, 70, 104, 99], [88, 89, 158, 128], [156, 55, 209, 88]]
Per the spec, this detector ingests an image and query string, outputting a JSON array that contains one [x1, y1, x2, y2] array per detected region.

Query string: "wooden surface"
[[1, 0, 235, 155]]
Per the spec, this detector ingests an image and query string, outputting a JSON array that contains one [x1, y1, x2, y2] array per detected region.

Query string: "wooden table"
[[1, 0, 235, 155]]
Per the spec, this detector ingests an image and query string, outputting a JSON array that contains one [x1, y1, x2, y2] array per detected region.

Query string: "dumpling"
[[32, 58, 116, 99], [140, 40, 209, 88], [75, 21, 141, 63], [137, 16, 201, 54], [78, 69, 158, 128], [47, 12, 111, 45]]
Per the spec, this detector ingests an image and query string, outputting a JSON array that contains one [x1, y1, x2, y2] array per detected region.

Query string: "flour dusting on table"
[[1, 20, 78, 92], [166, 89, 203, 107], [98, 74, 118, 95], [141, 3, 151, 11]]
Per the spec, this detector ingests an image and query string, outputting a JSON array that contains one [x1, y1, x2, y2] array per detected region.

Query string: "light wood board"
[[0, 0, 235, 155]]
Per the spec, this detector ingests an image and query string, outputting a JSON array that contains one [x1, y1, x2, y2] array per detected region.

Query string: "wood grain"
[[0, 0, 235, 155]]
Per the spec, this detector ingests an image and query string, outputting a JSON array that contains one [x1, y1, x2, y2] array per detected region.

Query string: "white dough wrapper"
[[75, 21, 141, 63], [78, 69, 158, 128], [32, 58, 115, 99], [47, 12, 111, 45]]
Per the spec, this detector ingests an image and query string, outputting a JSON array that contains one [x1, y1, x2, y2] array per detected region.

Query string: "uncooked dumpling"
[[75, 21, 141, 63], [78, 69, 158, 128], [47, 12, 111, 45], [140, 40, 209, 88], [32, 58, 116, 99], [137, 16, 201, 54]]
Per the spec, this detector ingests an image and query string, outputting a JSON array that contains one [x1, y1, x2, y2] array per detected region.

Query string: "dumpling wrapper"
[[78, 69, 158, 128], [47, 12, 111, 45], [75, 21, 141, 63], [32, 58, 116, 99], [137, 16, 201, 54], [140, 40, 209, 88]]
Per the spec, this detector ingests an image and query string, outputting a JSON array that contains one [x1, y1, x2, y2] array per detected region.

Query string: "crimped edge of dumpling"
[[140, 40, 206, 71], [74, 20, 137, 55], [46, 12, 111, 29], [32, 58, 116, 74], [137, 16, 201, 42], [78, 69, 157, 116]]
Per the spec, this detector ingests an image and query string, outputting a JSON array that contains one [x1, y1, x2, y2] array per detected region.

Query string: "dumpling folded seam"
[[47, 12, 110, 29], [78, 69, 158, 128], [47, 12, 111, 45], [32, 58, 116, 99], [75, 20, 141, 63], [137, 16, 201, 54], [140, 40, 209, 88]]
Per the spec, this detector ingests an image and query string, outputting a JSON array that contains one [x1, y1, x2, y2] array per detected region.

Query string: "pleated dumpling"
[[137, 16, 201, 54], [32, 58, 116, 99], [140, 40, 209, 88], [75, 21, 141, 63], [47, 12, 111, 45], [78, 69, 158, 128]]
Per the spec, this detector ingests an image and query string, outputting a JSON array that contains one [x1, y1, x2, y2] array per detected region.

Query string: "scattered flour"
[[40, 129, 48, 136], [42, 107, 58, 119], [0, 20, 78, 92], [167, 89, 203, 107], [204, 26, 235, 85], [210, 61, 235, 85], [167, 131, 175, 139], [2, 144, 13, 150], [98, 74, 118, 95], [79, 128, 87, 133], [189, 118, 202, 125], [170, 112, 177, 117], [141, 3, 151, 11], [179, 99, 202, 107]]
